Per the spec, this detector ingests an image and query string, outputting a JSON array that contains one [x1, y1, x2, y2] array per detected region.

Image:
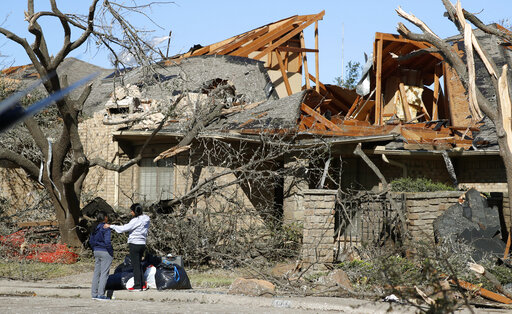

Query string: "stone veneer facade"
[[301, 189, 336, 269], [300, 189, 511, 266]]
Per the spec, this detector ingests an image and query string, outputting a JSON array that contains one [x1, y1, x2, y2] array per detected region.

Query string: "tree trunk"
[[500, 139, 512, 235], [49, 188, 82, 248]]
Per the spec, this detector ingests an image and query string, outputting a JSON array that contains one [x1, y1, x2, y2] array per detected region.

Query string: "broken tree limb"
[[498, 65, 512, 154], [468, 263, 512, 300], [353, 143, 387, 190], [317, 156, 331, 189], [396, 6, 440, 39], [90, 94, 185, 172], [441, 151, 458, 186], [457, 2, 483, 121], [155, 85, 233, 162], [353, 143, 409, 240], [415, 285, 435, 305], [450, 277, 512, 305]]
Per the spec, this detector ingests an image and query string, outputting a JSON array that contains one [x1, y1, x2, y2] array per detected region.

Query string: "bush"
[[390, 177, 457, 192]]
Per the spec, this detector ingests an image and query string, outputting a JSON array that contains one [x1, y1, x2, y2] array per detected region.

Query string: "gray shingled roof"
[[7, 57, 113, 117], [209, 90, 306, 131], [105, 55, 276, 104]]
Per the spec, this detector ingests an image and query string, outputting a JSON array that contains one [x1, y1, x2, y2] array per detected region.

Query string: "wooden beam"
[[18, 220, 59, 228], [253, 11, 325, 60], [232, 17, 298, 57], [315, 20, 320, 93], [214, 26, 270, 55], [276, 46, 318, 53], [375, 38, 384, 125], [376, 32, 442, 60], [441, 63, 451, 120], [450, 278, 512, 304], [301, 103, 343, 131], [398, 82, 412, 121], [504, 231, 511, 260], [300, 32, 310, 89], [307, 74, 350, 112], [346, 96, 362, 118], [433, 63, 441, 120], [275, 50, 293, 96]]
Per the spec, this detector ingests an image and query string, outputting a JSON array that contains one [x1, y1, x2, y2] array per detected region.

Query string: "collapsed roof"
[[111, 12, 504, 154], [3, 12, 509, 154]]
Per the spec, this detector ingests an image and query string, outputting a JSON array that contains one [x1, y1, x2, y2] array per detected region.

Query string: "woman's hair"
[[130, 203, 143, 217], [96, 210, 108, 222], [90, 211, 108, 233]]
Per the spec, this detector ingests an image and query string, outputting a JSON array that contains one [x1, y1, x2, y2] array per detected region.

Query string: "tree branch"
[[0, 148, 40, 180], [51, 0, 100, 68], [0, 26, 46, 76], [27, 0, 51, 68], [397, 22, 497, 122], [90, 94, 185, 172], [23, 116, 49, 159]]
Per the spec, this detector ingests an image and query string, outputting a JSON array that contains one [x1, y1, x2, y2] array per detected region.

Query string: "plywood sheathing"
[[444, 63, 472, 127]]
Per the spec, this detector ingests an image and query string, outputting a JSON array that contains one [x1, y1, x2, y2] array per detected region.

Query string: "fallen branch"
[[469, 263, 512, 300], [353, 143, 409, 240]]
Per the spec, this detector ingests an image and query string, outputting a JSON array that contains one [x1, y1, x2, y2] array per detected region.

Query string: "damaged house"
[[1, 13, 511, 263]]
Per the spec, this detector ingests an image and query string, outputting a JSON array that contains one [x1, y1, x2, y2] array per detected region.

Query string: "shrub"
[[390, 177, 457, 192]]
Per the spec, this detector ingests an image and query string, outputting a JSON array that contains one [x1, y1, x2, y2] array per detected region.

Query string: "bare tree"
[[396, 0, 512, 221], [0, 1, 170, 247]]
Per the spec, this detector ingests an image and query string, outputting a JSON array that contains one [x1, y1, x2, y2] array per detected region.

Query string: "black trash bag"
[[105, 271, 133, 290], [155, 263, 192, 290], [142, 253, 162, 269], [114, 256, 133, 274]]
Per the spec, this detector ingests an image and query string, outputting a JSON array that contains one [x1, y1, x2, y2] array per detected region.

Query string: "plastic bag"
[[105, 271, 133, 290], [155, 263, 192, 290], [144, 265, 157, 289]]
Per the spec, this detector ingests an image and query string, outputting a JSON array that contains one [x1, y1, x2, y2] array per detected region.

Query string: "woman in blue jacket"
[[105, 203, 150, 291], [89, 211, 113, 300]]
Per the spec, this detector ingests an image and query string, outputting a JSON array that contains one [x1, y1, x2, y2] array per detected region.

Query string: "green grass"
[[0, 259, 94, 281], [187, 268, 243, 288]]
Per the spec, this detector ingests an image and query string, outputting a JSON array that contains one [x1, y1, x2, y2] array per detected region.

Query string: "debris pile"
[[0, 229, 78, 264], [103, 84, 166, 129], [433, 188, 504, 261]]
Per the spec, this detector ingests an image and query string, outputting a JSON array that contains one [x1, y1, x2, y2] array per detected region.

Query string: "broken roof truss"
[[164, 12, 480, 151]]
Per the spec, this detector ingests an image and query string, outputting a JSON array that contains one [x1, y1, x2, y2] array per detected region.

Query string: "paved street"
[[0, 276, 510, 313]]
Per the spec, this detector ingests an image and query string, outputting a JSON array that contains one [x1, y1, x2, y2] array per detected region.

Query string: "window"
[[139, 157, 174, 201]]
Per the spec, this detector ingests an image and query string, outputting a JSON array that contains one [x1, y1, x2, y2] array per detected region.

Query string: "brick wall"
[[79, 112, 119, 206], [343, 154, 507, 195], [399, 191, 462, 242], [301, 189, 336, 268]]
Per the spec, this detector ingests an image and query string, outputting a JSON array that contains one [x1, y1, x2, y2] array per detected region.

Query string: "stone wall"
[[299, 189, 492, 266], [301, 189, 336, 268], [283, 157, 309, 224]]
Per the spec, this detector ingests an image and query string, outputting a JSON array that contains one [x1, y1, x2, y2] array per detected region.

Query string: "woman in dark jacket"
[[90, 211, 113, 300]]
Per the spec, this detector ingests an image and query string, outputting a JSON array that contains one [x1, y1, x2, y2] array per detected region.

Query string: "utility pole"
[[341, 23, 344, 83]]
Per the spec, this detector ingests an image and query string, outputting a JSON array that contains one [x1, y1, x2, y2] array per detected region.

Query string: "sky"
[[0, 0, 510, 84]]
